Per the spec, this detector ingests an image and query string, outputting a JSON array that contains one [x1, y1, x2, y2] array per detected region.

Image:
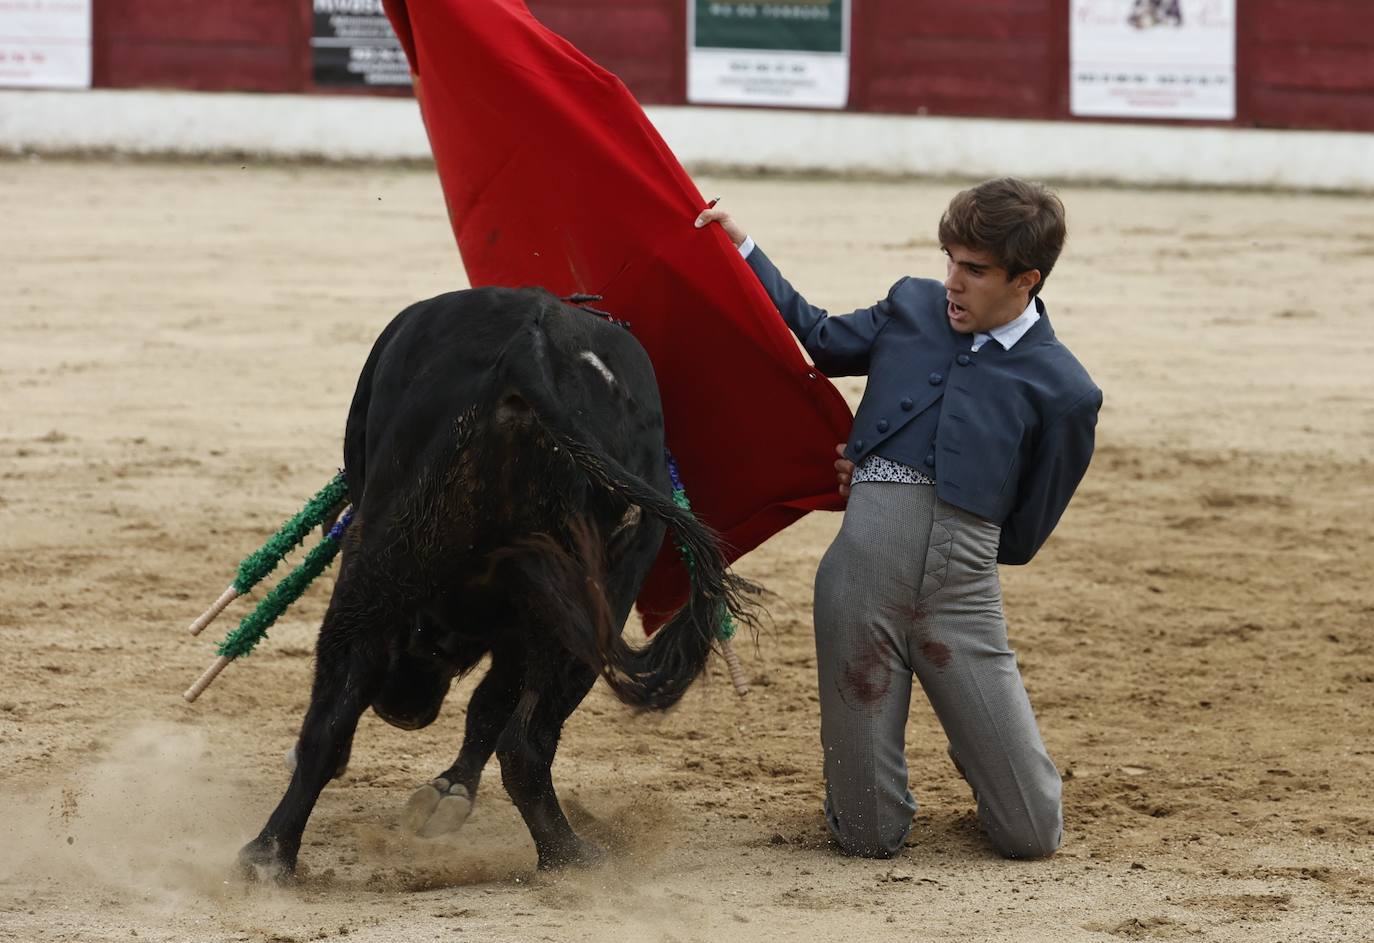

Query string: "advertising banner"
[[1071, 0, 1235, 120], [688, 0, 849, 109], [312, 0, 411, 88], [0, 0, 91, 89]]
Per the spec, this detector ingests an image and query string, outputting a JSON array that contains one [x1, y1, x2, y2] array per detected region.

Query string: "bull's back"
[[344, 287, 666, 536]]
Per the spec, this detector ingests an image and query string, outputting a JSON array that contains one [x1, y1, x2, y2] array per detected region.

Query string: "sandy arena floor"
[[1, 157, 1372, 942]]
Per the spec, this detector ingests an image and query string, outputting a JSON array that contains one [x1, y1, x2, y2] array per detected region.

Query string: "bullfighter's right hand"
[[694, 206, 747, 249]]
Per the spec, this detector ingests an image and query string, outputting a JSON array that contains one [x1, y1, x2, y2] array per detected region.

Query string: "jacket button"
[[929, 372, 943, 385], [876, 419, 889, 433], [956, 353, 972, 366], [854, 439, 865, 452], [924, 453, 935, 467], [900, 398, 913, 411]]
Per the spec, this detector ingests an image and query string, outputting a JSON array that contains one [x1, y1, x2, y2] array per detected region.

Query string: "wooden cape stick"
[[720, 638, 749, 697]]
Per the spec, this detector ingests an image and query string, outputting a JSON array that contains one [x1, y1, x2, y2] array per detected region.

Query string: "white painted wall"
[[3, 88, 1372, 192]]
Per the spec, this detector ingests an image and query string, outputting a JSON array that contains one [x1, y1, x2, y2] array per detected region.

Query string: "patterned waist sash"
[[851, 453, 936, 487]]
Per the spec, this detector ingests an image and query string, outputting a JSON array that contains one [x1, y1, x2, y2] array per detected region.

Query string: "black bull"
[[239, 287, 754, 877]]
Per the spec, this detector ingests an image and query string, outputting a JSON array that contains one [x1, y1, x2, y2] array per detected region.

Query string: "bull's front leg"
[[238, 577, 390, 881]]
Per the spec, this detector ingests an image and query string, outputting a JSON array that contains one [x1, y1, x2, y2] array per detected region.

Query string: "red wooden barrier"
[[530, 0, 685, 103], [1243, 0, 1374, 130], [85, 0, 1374, 134], [93, 0, 308, 92], [851, 0, 1063, 119]]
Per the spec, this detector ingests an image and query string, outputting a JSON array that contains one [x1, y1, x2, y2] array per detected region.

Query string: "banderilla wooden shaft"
[[183, 655, 232, 703], [188, 584, 239, 636], [720, 638, 749, 697]]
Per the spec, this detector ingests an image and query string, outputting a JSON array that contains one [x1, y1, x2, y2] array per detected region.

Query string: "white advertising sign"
[[1071, 0, 1235, 120], [688, 1, 850, 110], [0, 0, 92, 89]]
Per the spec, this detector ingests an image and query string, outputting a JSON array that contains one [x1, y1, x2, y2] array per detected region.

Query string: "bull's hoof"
[[237, 836, 296, 884], [401, 778, 472, 839], [536, 835, 605, 872]]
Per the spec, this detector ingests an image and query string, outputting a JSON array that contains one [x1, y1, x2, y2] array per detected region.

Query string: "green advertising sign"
[[694, 1, 844, 54], [688, 0, 850, 108]]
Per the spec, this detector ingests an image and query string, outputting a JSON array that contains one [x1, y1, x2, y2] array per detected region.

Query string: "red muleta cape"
[[382, 0, 852, 628]]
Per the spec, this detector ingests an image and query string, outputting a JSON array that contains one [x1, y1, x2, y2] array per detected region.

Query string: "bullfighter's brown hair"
[[938, 177, 1066, 297]]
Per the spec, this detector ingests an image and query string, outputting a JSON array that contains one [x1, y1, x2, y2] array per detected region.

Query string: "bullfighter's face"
[[941, 243, 1041, 335]]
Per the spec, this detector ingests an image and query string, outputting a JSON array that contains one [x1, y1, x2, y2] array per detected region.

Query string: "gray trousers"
[[813, 482, 1062, 859]]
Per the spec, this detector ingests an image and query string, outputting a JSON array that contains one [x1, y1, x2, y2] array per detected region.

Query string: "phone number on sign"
[[707, 4, 832, 20]]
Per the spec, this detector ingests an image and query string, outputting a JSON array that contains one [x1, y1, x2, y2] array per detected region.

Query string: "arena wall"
[[83, 0, 1374, 132]]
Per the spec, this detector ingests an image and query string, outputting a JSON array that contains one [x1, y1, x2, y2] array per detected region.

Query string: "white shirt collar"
[[972, 297, 1040, 352]]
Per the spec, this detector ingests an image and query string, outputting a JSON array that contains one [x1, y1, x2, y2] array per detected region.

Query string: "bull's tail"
[[489, 314, 756, 711], [544, 424, 756, 710]]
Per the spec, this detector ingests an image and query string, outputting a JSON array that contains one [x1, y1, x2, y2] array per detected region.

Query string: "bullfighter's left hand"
[[834, 443, 854, 498]]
